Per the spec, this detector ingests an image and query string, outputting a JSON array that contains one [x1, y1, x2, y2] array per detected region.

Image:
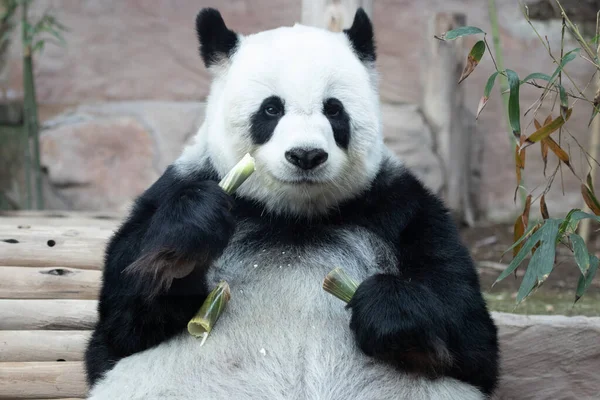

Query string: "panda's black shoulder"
[[345, 156, 455, 239], [346, 156, 478, 274]]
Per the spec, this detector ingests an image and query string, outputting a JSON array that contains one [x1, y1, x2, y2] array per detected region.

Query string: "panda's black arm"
[[85, 165, 235, 386], [348, 169, 500, 396]]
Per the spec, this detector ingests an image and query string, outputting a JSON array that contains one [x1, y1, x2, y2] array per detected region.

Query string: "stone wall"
[[1, 0, 597, 221]]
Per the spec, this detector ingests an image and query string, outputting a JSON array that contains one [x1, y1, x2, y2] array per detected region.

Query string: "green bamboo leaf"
[[459, 40, 485, 84], [557, 209, 600, 240], [495, 224, 545, 285], [439, 26, 485, 40], [521, 72, 552, 84], [576, 255, 599, 302], [502, 222, 540, 257], [549, 48, 581, 82], [470, 40, 485, 60], [569, 233, 591, 276], [484, 72, 500, 98], [569, 210, 600, 224], [476, 72, 499, 119], [534, 219, 560, 285], [506, 69, 521, 138], [515, 219, 560, 303], [516, 256, 539, 303]]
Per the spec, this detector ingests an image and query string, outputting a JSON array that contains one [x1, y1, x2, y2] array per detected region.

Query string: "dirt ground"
[[460, 222, 600, 317]]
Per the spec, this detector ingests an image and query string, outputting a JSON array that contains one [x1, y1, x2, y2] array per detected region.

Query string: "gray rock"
[[492, 312, 600, 400], [39, 102, 206, 211]]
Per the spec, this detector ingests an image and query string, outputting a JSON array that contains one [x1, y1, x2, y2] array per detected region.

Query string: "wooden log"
[[0, 331, 91, 362], [0, 267, 101, 300], [0, 233, 107, 270], [0, 361, 88, 399], [0, 300, 97, 330], [0, 224, 116, 239], [0, 210, 122, 219]]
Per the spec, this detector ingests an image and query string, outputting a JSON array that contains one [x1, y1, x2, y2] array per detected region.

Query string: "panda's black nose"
[[285, 148, 329, 170]]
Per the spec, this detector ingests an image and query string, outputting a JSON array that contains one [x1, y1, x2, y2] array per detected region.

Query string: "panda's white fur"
[[176, 22, 383, 217], [89, 221, 484, 400], [85, 8, 498, 400]]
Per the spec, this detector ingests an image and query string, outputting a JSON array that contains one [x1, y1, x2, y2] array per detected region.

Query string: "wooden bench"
[[0, 210, 121, 399]]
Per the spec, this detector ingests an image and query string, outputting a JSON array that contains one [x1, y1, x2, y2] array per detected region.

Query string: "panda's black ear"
[[343, 8, 376, 63], [195, 8, 239, 68]]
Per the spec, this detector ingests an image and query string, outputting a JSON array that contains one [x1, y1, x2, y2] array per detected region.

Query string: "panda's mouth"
[[275, 176, 322, 185], [267, 171, 325, 186]]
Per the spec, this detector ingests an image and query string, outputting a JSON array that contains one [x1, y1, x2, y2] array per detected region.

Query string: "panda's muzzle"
[[285, 147, 329, 170]]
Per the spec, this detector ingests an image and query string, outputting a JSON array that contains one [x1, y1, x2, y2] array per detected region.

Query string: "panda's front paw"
[[347, 274, 452, 377], [125, 180, 236, 297]]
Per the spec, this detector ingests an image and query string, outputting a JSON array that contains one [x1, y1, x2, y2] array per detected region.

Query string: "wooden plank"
[[0, 267, 101, 300], [0, 224, 116, 239], [0, 300, 97, 330], [0, 210, 122, 219], [0, 216, 120, 229], [0, 331, 91, 362], [0, 234, 107, 270], [0, 361, 88, 399]]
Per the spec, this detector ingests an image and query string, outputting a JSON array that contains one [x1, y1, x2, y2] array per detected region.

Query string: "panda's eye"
[[324, 99, 343, 118], [263, 104, 282, 117]]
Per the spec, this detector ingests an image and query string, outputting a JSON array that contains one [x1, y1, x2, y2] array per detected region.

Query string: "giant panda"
[[84, 7, 499, 400]]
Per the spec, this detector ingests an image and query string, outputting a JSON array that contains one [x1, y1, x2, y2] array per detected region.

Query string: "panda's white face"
[[178, 9, 384, 217]]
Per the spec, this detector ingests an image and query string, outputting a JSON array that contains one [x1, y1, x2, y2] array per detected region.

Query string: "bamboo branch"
[[21, 1, 43, 210], [20, 2, 31, 210]]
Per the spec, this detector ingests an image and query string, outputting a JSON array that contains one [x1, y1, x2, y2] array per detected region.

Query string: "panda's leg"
[[84, 166, 235, 387]]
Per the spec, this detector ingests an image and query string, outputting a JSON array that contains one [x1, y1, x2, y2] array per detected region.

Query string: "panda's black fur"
[[85, 7, 499, 399]]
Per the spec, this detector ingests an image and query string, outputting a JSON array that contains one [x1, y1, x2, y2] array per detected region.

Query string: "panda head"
[[179, 8, 384, 217]]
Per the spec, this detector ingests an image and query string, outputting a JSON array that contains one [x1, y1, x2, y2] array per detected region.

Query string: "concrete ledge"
[[492, 312, 600, 400]]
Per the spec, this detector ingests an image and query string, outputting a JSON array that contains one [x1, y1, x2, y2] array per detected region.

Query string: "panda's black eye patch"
[[323, 98, 343, 118], [323, 98, 350, 149], [250, 96, 285, 145]]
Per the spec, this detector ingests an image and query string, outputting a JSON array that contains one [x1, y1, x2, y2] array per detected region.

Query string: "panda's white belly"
[[87, 226, 484, 400]]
